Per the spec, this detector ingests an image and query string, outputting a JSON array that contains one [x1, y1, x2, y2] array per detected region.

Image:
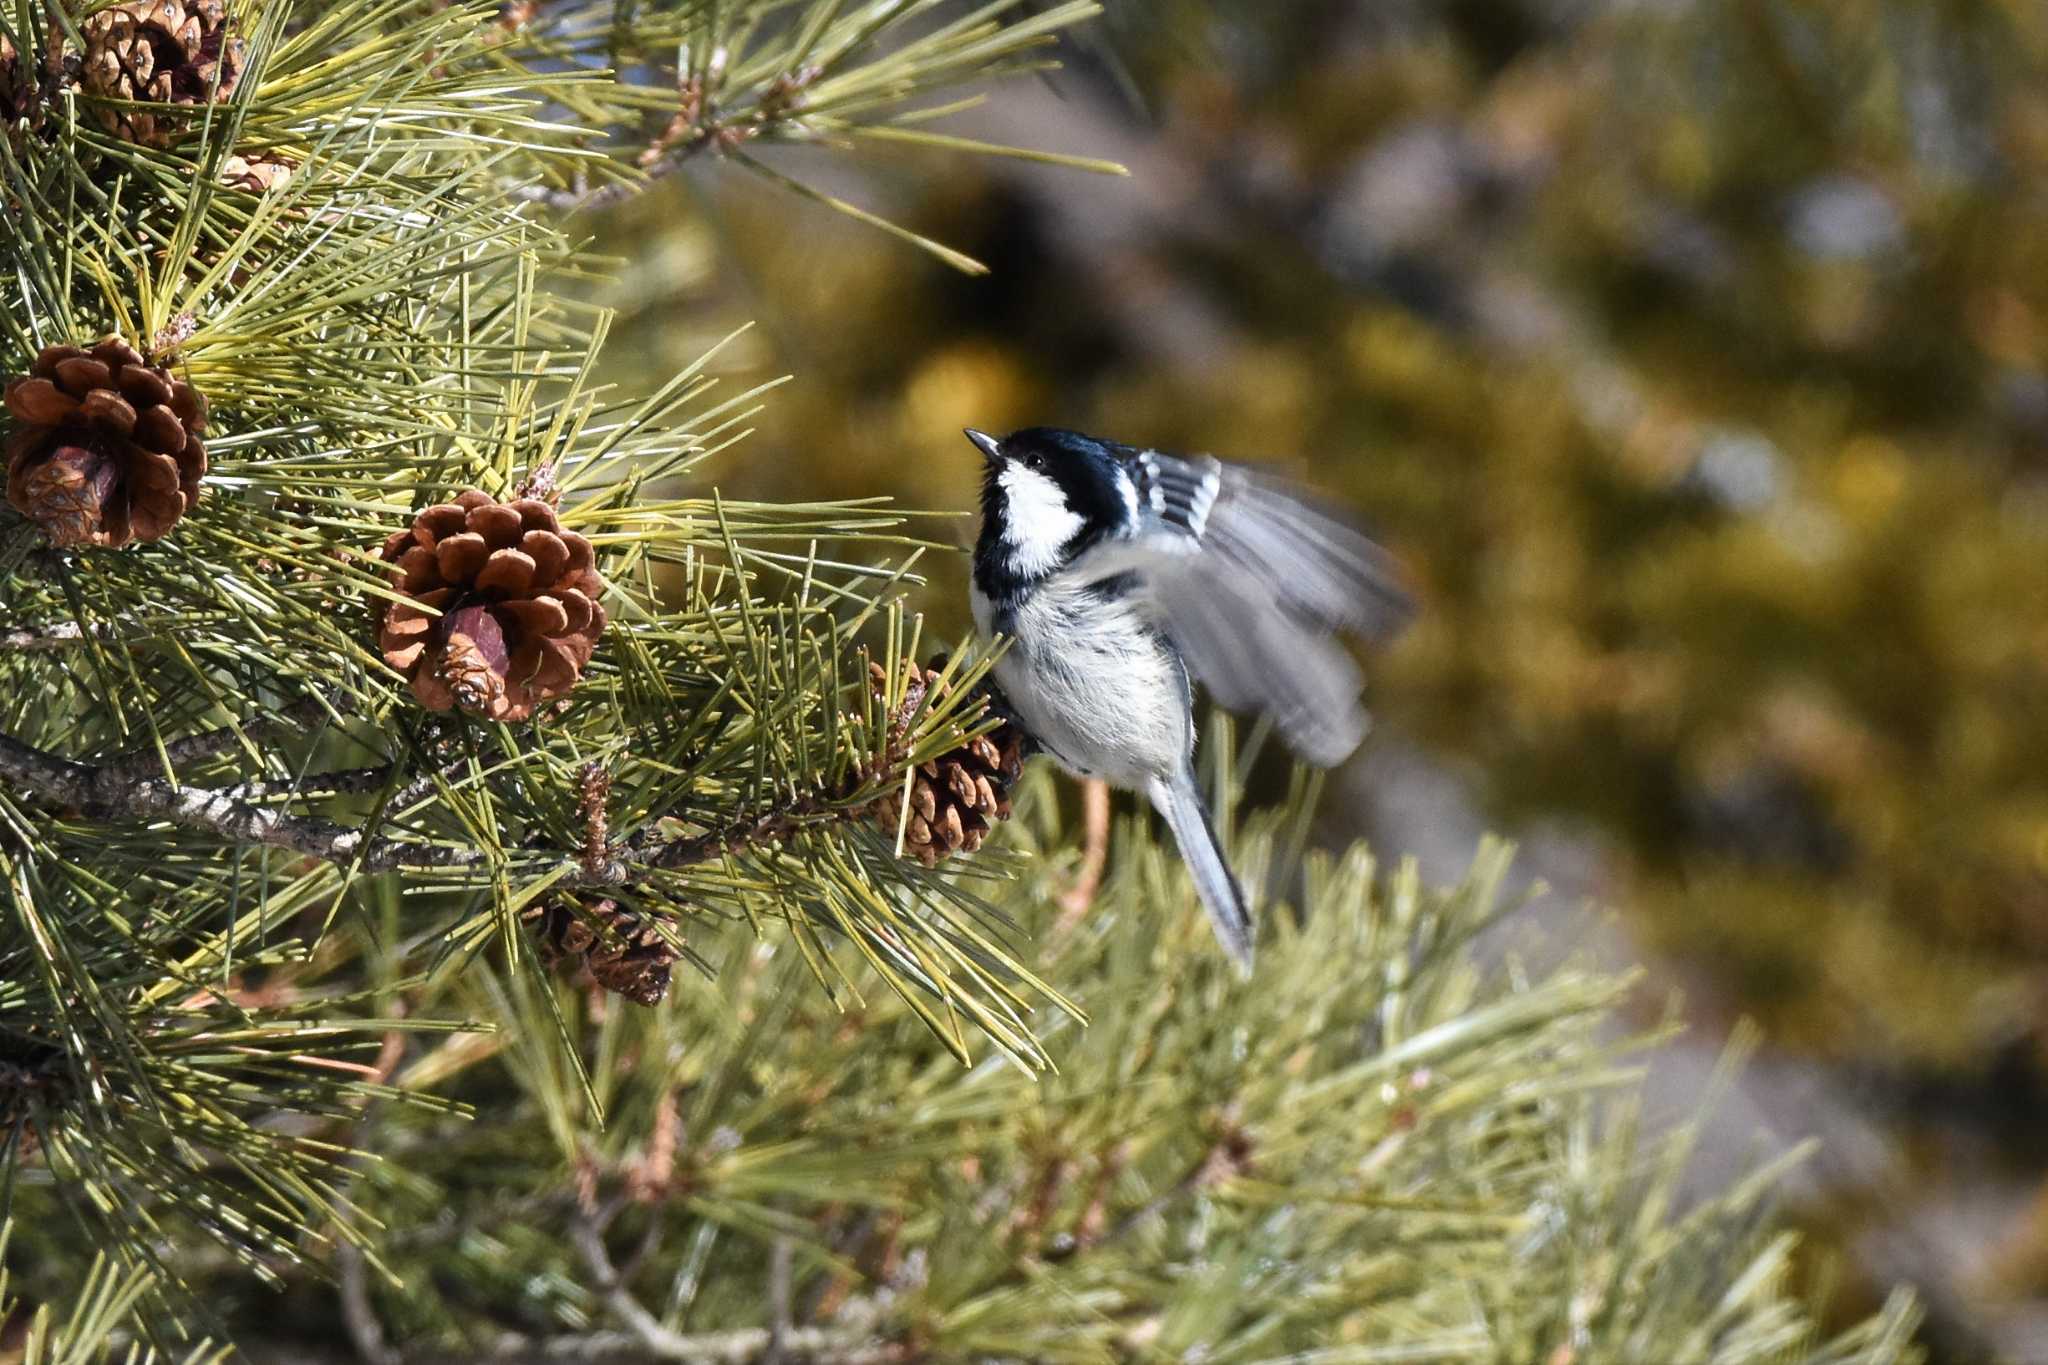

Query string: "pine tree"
[[0, 0, 1922, 1359]]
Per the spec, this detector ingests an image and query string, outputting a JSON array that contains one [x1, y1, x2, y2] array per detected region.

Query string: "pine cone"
[[526, 899, 675, 1006], [858, 658, 1025, 867], [376, 489, 608, 722], [4, 338, 208, 548], [80, 0, 244, 147]]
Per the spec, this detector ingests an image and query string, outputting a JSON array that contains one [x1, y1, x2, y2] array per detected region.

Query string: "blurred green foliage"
[[6, 760, 1926, 1364], [579, 0, 2048, 1328]]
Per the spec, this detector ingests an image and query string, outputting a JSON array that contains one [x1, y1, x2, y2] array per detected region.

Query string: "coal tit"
[[965, 427, 1412, 971]]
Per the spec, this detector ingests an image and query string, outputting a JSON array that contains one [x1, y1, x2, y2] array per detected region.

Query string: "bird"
[[964, 426, 1413, 972]]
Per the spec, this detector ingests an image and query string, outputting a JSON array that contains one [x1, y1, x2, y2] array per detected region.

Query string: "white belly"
[[972, 580, 1190, 789]]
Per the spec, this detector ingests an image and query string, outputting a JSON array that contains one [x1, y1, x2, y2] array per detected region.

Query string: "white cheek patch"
[[999, 463, 1085, 577]]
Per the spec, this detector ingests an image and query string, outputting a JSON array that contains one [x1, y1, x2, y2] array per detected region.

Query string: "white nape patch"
[[1140, 452, 1165, 513], [998, 462, 1085, 577]]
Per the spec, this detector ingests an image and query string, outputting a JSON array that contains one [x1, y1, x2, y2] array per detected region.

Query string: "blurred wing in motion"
[[1069, 450, 1415, 768]]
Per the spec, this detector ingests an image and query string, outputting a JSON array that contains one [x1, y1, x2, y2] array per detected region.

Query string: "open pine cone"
[[5, 338, 208, 548], [526, 899, 675, 1006], [80, 0, 244, 147], [857, 658, 1026, 867], [377, 489, 608, 722]]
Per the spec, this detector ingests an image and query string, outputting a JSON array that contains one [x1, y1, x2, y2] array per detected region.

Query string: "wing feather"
[[1065, 451, 1413, 768]]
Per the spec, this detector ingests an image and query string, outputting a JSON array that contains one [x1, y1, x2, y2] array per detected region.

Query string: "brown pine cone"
[[376, 489, 608, 722], [4, 338, 208, 548], [526, 899, 675, 1006], [80, 0, 244, 147], [859, 658, 1026, 867]]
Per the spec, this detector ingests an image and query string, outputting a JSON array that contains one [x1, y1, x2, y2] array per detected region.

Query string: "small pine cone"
[[526, 899, 675, 1006], [860, 657, 1026, 867], [4, 338, 208, 548], [80, 0, 244, 147], [376, 489, 608, 722]]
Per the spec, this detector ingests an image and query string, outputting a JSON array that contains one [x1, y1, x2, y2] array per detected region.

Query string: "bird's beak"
[[963, 429, 1004, 465]]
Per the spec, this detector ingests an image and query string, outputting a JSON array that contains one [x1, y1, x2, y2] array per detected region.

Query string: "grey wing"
[[1069, 451, 1415, 768]]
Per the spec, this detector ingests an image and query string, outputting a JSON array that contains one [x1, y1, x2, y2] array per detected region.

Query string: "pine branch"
[[126, 696, 340, 776], [224, 765, 402, 800], [0, 621, 100, 650], [493, 0, 1124, 263], [507, 78, 739, 214], [0, 724, 869, 881]]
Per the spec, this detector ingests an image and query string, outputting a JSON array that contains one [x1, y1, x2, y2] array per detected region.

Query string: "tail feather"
[[1146, 768, 1255, 974]]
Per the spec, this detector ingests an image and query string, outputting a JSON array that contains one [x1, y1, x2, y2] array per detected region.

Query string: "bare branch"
[[765, 1237, 794, 1365], [1055, 777, 1111, 929], [107, 696, 343, 781], [411, 1320, 898, 1364], [337, 1240, 403, 1365], [568, 1207, 893, 1365], [0, 621, 99, 650], [222, 765, 401, 801]]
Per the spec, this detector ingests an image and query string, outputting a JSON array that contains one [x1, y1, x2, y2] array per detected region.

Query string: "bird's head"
[[967, 427, 1134, 587]]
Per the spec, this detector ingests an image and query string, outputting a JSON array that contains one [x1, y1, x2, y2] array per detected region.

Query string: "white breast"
[[973, 576, 1191, 790]]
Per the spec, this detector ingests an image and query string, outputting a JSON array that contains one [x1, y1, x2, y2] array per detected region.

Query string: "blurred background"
[[577, 3, 2048, 1359]]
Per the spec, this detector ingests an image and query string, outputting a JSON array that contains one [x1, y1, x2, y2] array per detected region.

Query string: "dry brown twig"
[[1055, 778, 1110, 929]]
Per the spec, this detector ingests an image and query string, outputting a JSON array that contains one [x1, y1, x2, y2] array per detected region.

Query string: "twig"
[[337, 1240, 402, 1365], [569, 1207, 894, 1365], [219, 765, 399, 801], [423, 1324, 897, 1363], [382, 737, 510, 814], [511, 102, 728, 214], [1035, 1125, 1253, 1267], [1097, 1128, 1253, 1250], [111, 695, 340, 779], [579, 761, 613, 878], [510, 138, 707, 214], [764, 1237, 793, 1365], [0, 621, 100, 650], [513, 67, 819, 214], [0, 726, 861, 883], [626, 793, 840, 875], [1055, 778, 1110, 929]]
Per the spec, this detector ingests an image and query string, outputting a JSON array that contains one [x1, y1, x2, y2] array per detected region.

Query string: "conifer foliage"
[[0, 0, 1923, 1359]]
